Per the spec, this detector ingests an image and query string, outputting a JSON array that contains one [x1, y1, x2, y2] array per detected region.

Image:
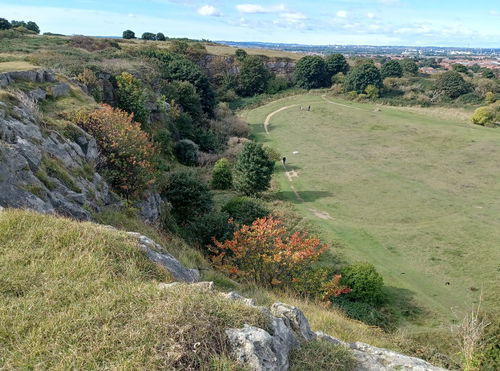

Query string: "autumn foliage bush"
[[72, 105, 157, 197], [211, 217, 349, 300]]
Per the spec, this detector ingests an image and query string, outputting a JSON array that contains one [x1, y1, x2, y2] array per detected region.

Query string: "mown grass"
[[0, 209, 267, 370], [243, 94, 500, 326]]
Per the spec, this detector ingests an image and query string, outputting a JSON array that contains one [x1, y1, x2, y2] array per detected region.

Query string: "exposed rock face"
[[137, 190, 164, 226], [222, 292, 448, 371], [0, 100, 119, 220], [0, 69, 56, 88], [128, 232, 200, 283]]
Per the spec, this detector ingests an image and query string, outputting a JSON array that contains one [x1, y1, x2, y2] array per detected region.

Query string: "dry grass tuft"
[[0, 209, 265, 370]]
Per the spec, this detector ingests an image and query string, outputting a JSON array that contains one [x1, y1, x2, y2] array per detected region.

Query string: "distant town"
[[220, 41, 500, 71]]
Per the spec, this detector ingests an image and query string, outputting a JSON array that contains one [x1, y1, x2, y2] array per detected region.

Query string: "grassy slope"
[[0, 209, 268, 369], [243, 94, 500, 325]]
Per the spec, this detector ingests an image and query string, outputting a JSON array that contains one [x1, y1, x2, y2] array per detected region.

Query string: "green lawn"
[[243, 94, 500, 324]]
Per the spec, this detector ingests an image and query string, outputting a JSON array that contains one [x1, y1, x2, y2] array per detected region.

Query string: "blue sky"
[[1, 0, 499, 47]]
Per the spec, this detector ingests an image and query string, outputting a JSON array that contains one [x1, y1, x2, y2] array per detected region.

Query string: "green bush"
[[265, 76, 290, 94], [221, 196, 269, 225], [341, 263, 384, 305], [161, 170, 213, 224], [116, 72, 148, 124], [485, 92, 496, 104], [325, 53, 349, 76], [401, 58, 419, 75], [364, 84, 380, 99], [211, 158, 232, 190], [233, 142, 274, 196], [334, 298, 390, 329], [141, 32, 156, 40], [238, 56, 271, 96], [471, 106, 496, 127], [0, 18, 11, 30], [174, 139, 199, 166], [183, 211, 234, 251], [156, 32, 166, 41], [456, 93, 483, 105]]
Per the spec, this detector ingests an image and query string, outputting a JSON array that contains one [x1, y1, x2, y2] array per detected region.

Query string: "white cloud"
[[366, 12, 375, 19], [336, 10, 347, 18], [280, 12, 307, 21], [490, 10, 499, 16], [236, 3, 286, 14], [197, 5, 222, 17]]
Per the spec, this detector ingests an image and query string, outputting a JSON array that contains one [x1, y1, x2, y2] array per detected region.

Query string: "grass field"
[[243, 93, 500, 325]]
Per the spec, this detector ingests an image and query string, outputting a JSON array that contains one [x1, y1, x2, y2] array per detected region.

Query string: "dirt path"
[[263, 101, 334, 220], [264, 105, 298, 134]]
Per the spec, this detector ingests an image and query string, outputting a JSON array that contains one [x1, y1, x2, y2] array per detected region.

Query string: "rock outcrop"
[[128, 232, 200, 283]]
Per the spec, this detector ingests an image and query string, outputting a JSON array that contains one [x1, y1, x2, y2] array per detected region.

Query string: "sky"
[[1, 0, 499, 47]]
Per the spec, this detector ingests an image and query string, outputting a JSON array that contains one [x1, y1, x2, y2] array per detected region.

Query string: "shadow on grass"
[[384, 286, 428, 326]]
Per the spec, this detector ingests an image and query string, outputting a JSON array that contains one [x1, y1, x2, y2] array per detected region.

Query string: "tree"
[[340, 263, 384, 305], [163, 80, 203, 119], [381, 60, 403, 78], [294, 56, 330, 89], [436, 71, 471, 98], [122, 30, 136, 39], [325, 53, 349, 76], [235, 48, 247, 61], [211, 158, 232, 190], [452, 64, 468, 74], [233, 142, 274, 196], [365, 84, 380, 99], [162, 170, 213, 223], [10, 20, 26, 28], [481, 69, 495, 79], [26, 21, 40, 34], [344, 63, 382, 93], [156, 32, 166, 41], [400, 58, 419, 75], [141, 32, 156, 40], [212, 216, 327, 286], [0, 18, 12, 30], [238, 56, 271, 96], [161, 57, 216, 116], [115, 72, 148, 124], [174, 139, 199, 166]]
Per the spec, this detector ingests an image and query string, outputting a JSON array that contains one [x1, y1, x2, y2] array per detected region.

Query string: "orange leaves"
[[71, 104, 158, 197], [211, 216, 327, 287]]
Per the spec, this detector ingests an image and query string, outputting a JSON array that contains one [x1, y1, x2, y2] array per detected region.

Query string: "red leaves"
[[212, 216, 327, 287]]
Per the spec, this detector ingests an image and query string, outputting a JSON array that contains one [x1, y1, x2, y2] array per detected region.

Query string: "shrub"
[[290, 266, 351, 302], [481, 69, 495, 79], [485, 92, 496, 104], [265, 75, 290, 94], [161, 170, 213, 223], [76, 68, 103, 101], [26, 21, 40, 34], [116, 72, 149, 125], [381, 60, 403, 78], [162, 80, 203, 119], [156, 32, 166, 41], [221, 196, 269, 225], [235, 48, 247, 61], [233, 142, 274, 196], [211, 158, 232, 190], [365, 84, 380, 99], [471, 106, 496, 127], [174, 139, 199, 166], [340, 263, 384, 305], [436, 71, 471, 98], [212, 217, 327, 287], [263, 146, 281, 162], [183, 211, 234, 251], [72, 105, 157, 197], [294, 56, 330, 89], [344, 63, 382, 93], [289, 340, 355, 371], [456, 93, 483, 105], [69, 36, 119, 52], [122, 29, 135, 39], [334, 298, 390, 328]]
